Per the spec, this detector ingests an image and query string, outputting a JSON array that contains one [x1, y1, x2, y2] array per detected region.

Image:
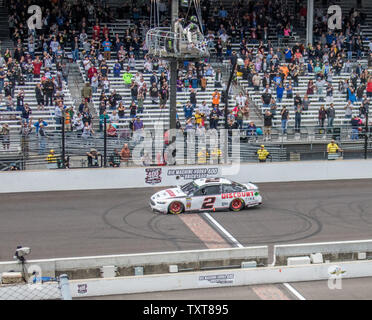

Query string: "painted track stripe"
[[202, 212, 244, 248], [283, 283, 306, 300], [182, 211, 305, 300], [179, 214, 229, 249]]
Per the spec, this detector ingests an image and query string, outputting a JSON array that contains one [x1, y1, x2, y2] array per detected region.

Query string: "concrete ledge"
[[1, 159, 372, 193], [0, 247, 268, 279], [69, 260, 372, 298], [275, 239, 372, 265]]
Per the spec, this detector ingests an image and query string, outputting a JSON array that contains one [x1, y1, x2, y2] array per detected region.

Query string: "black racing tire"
[[229, 198, 245, 212], [168, 201, 184, 215]]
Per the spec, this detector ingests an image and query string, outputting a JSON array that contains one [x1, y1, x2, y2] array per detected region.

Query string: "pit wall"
[[70, 260, 372, 298], [1, 159, 372, 193], [2, 240, 372, 298], [0, 247, 268, 279]]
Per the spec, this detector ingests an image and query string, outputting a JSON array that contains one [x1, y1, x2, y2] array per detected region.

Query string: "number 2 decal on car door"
[[201, 197, 216, 209]]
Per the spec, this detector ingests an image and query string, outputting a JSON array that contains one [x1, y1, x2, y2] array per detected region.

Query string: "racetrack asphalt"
[[1, 179, 372, 261]]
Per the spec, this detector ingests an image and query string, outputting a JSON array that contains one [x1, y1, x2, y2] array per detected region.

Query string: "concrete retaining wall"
[[0, 247, 268, 279], [69, 260, 372, 298], [1, 159, 372, 193], [274, 240, 372, 265]]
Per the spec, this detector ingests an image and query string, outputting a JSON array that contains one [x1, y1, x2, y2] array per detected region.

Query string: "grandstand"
[[0, 0, 371, 170]]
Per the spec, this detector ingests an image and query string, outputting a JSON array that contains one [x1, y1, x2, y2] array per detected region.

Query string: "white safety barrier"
[[275, 239, 372, 257], [0, 247, 268, 278], [1, 159, 372, 193], [69, 260, 372, 298]]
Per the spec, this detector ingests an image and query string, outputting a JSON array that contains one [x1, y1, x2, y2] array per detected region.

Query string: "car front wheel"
[[168, 201, 184, 215], [230, 198, 245, 212]]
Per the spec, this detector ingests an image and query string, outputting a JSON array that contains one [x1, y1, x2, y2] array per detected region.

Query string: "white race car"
[[150, 177, 262, 214]]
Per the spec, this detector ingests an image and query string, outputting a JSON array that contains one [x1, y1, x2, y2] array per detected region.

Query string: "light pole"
[[61, 110, 66, 169]]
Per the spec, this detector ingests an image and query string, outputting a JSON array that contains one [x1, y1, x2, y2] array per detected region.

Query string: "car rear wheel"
[[230, 198, 245, 212], [168, 201, 184, 215]]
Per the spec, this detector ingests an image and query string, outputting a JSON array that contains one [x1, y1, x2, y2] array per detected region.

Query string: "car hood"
[[152, 187, 187, 200]]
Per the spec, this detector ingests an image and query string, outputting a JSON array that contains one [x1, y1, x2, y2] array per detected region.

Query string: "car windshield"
[[180, 182, 199, 194], [231, 182, 246, 189]]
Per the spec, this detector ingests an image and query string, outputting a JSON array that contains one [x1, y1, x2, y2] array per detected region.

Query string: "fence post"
[[59, 274, 72, 300], [61, 110, 66, 168], [365, 111, 369, 160], [104, 116, 107, 167]]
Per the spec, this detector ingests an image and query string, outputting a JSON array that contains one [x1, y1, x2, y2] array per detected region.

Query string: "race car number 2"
[[201, 197, 216, 209]]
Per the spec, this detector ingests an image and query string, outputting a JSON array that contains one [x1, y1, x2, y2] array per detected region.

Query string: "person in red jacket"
[[32, 56, 42, 78], [367, 77, 372, 98], [88, 65, 97, 81], [92, 22, 101, 41]]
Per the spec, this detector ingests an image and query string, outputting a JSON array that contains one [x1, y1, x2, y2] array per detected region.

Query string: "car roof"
[[194, 177, 232, 187]]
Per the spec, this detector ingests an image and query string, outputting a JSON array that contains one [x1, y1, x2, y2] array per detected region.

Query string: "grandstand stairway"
[[0, 3, 12, 52]]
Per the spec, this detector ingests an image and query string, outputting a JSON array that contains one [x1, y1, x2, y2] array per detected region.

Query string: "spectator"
[[87, 148, 100, 167], [37, 123, 47, 155], [257, 145, 270, 163], [281, 106, 289, 134], [102, 36, 112, 60], [209, 105, 221, 129], [212, 90, 221, 106], [294, 104, 303, 132], [263, 110, 273, 141], [316, 77, 325, 102], [327, 140, 343, 159], [109, 149, 121, 167], [233, 105, 244, 129], [46, 149, 57, 169], [261, 86, 272, 110], [107, 123, 117, 138], [159, 84, 168, 110], [82, 122, 95, 144], [133, 116, 144, 143], [35, 83, 44, 110], [344, 101, 353, 121], [276, 83, 284, 103], [247, 121, 257, 137], [99, 110, 110, 132], [183, 101, 194, 120], [318, 105, 327, 128], [327, 104, 336, 128], [123, 67, 133, 88], [197, 148, 208, 164], [351, 115, 362, 140], [0, 123, 10, 150], [120, 144, 131, 166], [81, 82, 92, 103]]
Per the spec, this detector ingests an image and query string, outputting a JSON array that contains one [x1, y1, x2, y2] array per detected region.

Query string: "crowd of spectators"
[[1, 0, 372, 166]]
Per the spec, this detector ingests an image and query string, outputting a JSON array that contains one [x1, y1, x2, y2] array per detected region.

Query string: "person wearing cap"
[[327, 140, 343, 160], [46, 149, 57, 169], [257, 145, 270, 163], [327, 140, 343, 155], [87, 148, 100, 167], [109, 148, 121, 168]]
